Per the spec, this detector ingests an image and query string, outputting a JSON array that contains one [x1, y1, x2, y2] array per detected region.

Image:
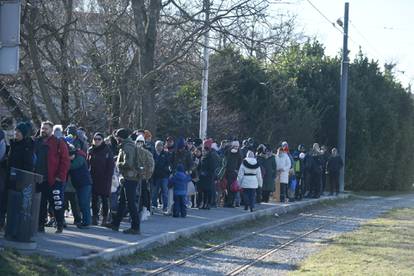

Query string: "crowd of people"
[[0, 119, 343, 235]]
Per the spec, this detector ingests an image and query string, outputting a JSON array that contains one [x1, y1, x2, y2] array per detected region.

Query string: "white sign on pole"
[[0, 0, 21, 75]]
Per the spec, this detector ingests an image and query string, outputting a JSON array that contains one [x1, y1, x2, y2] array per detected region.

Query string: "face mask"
[[231, 148, 237, 153]]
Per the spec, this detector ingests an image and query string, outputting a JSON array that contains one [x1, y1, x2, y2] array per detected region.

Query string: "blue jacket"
[[70, 153, 92, 188], [171, 171, 191, 196]]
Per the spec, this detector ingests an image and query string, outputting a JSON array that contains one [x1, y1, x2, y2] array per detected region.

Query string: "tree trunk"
[[27, 4, 61, 123]]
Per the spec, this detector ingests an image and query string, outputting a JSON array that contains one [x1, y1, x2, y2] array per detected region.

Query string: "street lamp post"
[[338, 2, 349, 193]]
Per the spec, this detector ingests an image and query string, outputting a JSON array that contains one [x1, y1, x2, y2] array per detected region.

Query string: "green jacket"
[[117, 138, 138, 181]]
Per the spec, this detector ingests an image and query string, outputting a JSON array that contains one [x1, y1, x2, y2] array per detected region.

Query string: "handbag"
[[230, 179, 241, 192], [187, 181, 196, 195]]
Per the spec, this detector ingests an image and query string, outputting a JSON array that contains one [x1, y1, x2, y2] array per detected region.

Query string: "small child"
[[170, 164, 191, 218]]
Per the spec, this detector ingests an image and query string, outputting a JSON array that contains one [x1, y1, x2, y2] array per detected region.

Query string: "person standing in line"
[[107, 128, 141, 234], [309, 143, 323, 198], [275, 146, 291, 203], [237, 151, 263, 212], [152, 140, 171, 213], [256, 145, 277, 203], [68, 144, 92, 228], [0, 122, 34, 231], [35, 121, 70, 234], [88, 132, 114, 226], [326, 148, 343, 196], [222, 140, 242, 208], [198, 139, 218, 210], [170, 164, 191, 218]]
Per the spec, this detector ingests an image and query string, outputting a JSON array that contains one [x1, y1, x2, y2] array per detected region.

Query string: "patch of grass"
[[291, 207, 414, 276], [0, 249, 72, 276], [352, 190, 413, 197]]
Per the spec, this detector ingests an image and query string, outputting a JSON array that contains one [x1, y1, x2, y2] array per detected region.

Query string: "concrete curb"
[[77, 194, 349, 262]]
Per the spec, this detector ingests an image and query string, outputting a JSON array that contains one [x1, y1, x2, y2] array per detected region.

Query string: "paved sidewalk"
[[0, 195, 347, 261]]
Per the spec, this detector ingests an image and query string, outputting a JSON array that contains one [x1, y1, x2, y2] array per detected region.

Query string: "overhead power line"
[[305, 0, 343, 35]]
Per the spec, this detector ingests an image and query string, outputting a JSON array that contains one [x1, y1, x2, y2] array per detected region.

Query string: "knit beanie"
[[136, 135, 145, 142], [203, 138, 213, 150], [94, 132, 104, 139], [115, 128, 130, 140], [15, 122, 31, 138]]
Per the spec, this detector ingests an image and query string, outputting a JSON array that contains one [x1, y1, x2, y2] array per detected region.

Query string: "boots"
[[92, 216, 98, 226]]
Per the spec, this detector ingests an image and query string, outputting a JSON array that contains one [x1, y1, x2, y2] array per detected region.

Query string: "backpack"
[[135, 146, 155, 180]]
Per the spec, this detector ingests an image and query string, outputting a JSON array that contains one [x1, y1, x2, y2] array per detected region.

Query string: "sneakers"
[[123, 228, 140, 235]]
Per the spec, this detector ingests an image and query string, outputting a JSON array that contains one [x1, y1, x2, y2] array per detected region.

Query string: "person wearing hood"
[[88, 132, 115, 226], [65, 124, 87, 154], [256, 145, 277, 203], [237, 151, 263, 212], [53, 125, 64, 139], [222, 140, 242, 207], [165, 136, 175, 153], [152, 140, 171, 212], [68, 144, 92, 228], [107, 128, 141, 234], [275, 146, 291, 203], [198, 139, 219, 209], [170, 164, 191, 217]]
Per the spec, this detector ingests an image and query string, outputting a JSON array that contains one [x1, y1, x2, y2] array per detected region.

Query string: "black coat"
[[199, 150, 219, 191], [327, 155, 343, 174], [153, 150, 171, 179], [8, 138, 34, 172], [257, 155, 277, 192], [87, 144, 114, 196]]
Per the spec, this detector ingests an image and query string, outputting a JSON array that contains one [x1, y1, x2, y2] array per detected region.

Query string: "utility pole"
[[199, 0, 210, 140], [338, 2, 349, 193]]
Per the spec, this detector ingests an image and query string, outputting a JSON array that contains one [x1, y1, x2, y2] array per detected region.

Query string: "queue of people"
[[0, 119, 343, 235]]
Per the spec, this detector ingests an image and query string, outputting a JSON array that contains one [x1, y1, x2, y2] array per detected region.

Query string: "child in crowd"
[[170, 164, 191, 218]]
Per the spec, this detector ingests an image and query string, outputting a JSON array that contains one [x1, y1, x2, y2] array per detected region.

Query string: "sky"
[[270, 0, 414, 88]]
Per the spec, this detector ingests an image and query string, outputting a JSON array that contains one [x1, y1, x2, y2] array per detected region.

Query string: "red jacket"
[[45, 136, 70, 186]]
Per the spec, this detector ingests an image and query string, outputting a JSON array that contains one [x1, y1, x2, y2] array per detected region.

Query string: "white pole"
[[199, 0, 210, 140]]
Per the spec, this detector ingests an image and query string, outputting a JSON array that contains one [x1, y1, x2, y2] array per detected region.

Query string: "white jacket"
[[237, 157, 263, 189], [275, 152, 291, 184]]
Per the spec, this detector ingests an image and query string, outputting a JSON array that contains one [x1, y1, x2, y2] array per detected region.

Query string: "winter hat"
[[155, 140, 164, 148], [136, 135, 145, 143], [176, 137, 185, 150], [144, 130, 152, 141], [66, 124, 77, 136], [115, 128, 130, 140], [194, 138, 203, 148], [203, 138, 213, 150], [256, 144, 266, 155], [94, 132, 104, 139], [177, 164, 185, 172], [166, 136, 174, 142], [53, 125, 63, 138], [15, 122, 31, 138]]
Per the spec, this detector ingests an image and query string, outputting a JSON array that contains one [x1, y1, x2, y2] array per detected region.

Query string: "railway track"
[[144, 211, 341, 275]]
